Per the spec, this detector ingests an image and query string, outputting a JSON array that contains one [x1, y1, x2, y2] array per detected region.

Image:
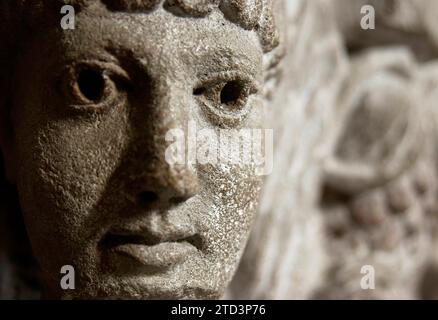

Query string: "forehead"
[[51, 7, 263, 76]]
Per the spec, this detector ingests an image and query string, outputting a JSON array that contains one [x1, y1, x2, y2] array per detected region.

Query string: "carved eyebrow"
[[102, 46, 150, 73], [100, 39, 262, 85], [193, 47, 262, 79]]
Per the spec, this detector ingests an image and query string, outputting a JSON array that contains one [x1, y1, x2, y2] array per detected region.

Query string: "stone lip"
[[110, 241, 198, 270], [100, 225, 203, 273]]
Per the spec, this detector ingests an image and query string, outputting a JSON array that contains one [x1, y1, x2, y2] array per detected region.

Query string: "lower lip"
[[109, 242, 198, 270]]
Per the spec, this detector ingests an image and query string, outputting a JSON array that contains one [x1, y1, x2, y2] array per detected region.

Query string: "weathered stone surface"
[[2, 0, 438, 300]]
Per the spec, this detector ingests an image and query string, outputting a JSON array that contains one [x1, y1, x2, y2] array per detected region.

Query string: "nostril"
[[137, 191, 159, 207], [169, 196, 189, 205]]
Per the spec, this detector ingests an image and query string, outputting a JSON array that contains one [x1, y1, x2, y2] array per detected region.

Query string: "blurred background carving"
[[229, 0, 438, 299]]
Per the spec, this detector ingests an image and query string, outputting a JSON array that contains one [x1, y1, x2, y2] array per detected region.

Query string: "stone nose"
[[134, 162, 199, 209], [130, 83, 199, 209]]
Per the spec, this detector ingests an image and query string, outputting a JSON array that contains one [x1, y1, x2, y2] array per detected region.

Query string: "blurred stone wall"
[[229, 0, 438, 299]]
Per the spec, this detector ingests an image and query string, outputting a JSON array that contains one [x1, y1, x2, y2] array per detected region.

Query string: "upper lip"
[[101, 225, 203, 251]]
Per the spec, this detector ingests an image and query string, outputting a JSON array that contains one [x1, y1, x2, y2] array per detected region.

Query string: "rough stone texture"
[[0, 0, 280, 299], [315, 48, 438, 299], [2, 0, 438, 299], [228, 0, 347, 299], [311, 0, 438, 300], [230, 0, 438, 300]]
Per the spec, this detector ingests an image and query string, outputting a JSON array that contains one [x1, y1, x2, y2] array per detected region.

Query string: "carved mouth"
[[99, 222, 203, 275], [101, 232, 204, 251], [99, 226, 204, 272]]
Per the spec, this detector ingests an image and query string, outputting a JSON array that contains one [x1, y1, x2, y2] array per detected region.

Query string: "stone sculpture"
[[1, 0, 438, 300], [0, 0, 283, 299]]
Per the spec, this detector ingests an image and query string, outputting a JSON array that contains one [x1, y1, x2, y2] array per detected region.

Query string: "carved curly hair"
[[1, 0, 279, 53]]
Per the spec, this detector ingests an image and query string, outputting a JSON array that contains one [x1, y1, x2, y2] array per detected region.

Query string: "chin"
[[55, 267, 225, 300]]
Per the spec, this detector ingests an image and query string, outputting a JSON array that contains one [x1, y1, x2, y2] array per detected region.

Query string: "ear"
[[0, 99, 16, 184]]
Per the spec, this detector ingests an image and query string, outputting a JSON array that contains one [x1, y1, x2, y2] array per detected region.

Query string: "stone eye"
[[76, 68, 107, 103], [194, 78, 254, 115], [71, 67, 115, 106], [220, 80, 246, 109], [63, 62, 131, 111], [216, 80, 250, 113]]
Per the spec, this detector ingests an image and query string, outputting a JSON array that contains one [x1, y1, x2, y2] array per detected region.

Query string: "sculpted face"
[[7, 4, 267, 298]]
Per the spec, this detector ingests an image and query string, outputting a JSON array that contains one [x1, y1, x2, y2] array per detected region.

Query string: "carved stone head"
[[0, 0, 282, 299]]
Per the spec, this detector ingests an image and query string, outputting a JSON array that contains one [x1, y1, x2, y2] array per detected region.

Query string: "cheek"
[[219, 170, 261, 252], [199, 164, 262, 255], [193, 116, 267, 258], [15, 106, 131, 238]]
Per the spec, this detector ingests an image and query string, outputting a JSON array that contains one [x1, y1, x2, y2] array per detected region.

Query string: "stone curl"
[[1, 0, 279, 53]]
